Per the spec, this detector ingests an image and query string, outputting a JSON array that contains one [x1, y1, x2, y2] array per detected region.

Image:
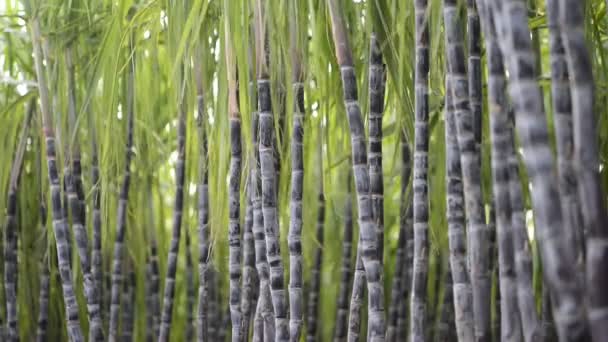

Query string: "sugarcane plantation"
[[2, 0, 608, 341]]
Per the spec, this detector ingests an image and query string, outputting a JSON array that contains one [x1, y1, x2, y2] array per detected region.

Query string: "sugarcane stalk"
[[306, 186, 325, 342], [444, 76, 476, 342], [558, 0, 608, 338], [224, 10, 244, 341], [368, 33, 386, 263], [334, 178, 353, 342], [488, 0, 589, 340], [65, 46, 104, 342], [254, 1, 289, 340], [194, 43, 212, 342], [242, 181, 257, 340], [108, 24, 136, 342], [443, 1, 491, 340], [288, 4, 306, 338], [29, 14, 84, 341], [158, 67, 188, 341], [327, 1, 386, 339]]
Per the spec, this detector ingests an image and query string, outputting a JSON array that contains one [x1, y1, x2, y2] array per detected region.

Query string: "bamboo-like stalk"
[[410, 0, 431, 339], [435, 267, 457, 342], [194, 45, 211, 342], [158, 73, 188, 342], [250, 77, 275, 342], [4, 101, 34, 342], [224, 12, 244, 342], [242, 181, 257, 339], [208, 268, 220, 341], [368, 33, 386, 263], [488, 0, 589, 340], [347, 252, 365, 342], [558, 1, 608, 338], [288, 4, 306, 338], [397, 135, 413, 342], [149, 238, 161, 339], [443, 1, 491, 340], [186, 229, 195, 342], [386, 204, 407, 342], [306, 188, 325, 342], [254, 1, 288, 340], [444, 76, 475, 342], [506, 117, 542, 342], [544, 0, 584, 264], [540, 286, 556, 341], [36, 251, 50, 342], [387, 136, 412, 342], [65, 46, 105, 342], [29, 16, 84, 342], [477, 3, 542, 340], [327, 1, 386, 339], [333, 180, 353, 342], [121, 263, 135, 342], [36, 137, 50, 342], [486, 56, 523, 342], [467, 0, 482, 158], [89, 104, 103, 330], [108, 29, 136, 342]]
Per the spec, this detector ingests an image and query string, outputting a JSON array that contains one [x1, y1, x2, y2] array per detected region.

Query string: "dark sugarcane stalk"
[[540, 286, 557, 342], [435, 266, 457, 342], [249, 67, 265, 342], [254, 1, 288, 340], [544, 0, 584, 264], [121, 263, 135, 342], [387, 135, 413, 342], [250, 74, 275, 342], [242, 181, 257, 339], [397, 135, 414, 342], [333, 178, 353, 342], [253, 299, 264, 342], [149, 237, 161, 338], [288, 4, 306, 338], [410, 0, 431, 339], [158, 68, 188, 342], [306, 186, 325, 342], [477, 3, 541, 340], [444, 76, 475, 342], [4, 100, 34, 342], [327, 1, 386, 340], [443, 1, 491, 340], [506, 115, 542, 342], [467, 0, 482, 158], [36, 137, 50, 342], [368, 33, 386, 263], [145, 255, 155, 342], [65, 46, 104, 342], [488, 0, 589, 340], [89, 104, 103, 330], [29, 15, 84, 341], [486, 42, 523, 341], [108, 27, 136, 342], [186, 229, 195, 342], [224, 14, 244, 341], [207, 268, 220, 341], [386, 197, 408, 342], [347, 251, 365, 342], [558, 0, 608, 338], [194, 44, 212, 342], [36, 251, 50, 342]]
